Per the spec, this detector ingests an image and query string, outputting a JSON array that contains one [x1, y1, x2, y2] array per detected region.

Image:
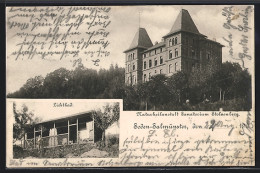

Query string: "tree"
[[92, 103, 120, 146], [146, 74, 170, 109], [13, 102, 41, 143], [167, 71, 188, 104], [43, 68, 71, 98]]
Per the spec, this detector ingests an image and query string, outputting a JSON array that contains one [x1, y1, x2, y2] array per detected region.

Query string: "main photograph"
[[6, 6, 254, 111]]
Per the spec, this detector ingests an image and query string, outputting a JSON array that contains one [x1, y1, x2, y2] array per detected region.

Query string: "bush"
[[13, 145, 25, 159], [106, 134, 119, 147]]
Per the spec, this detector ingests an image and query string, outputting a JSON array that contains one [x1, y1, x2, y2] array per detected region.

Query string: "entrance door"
[[69, 125, 77, 144]]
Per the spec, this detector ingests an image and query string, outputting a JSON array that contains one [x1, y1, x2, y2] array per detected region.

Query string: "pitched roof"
[[124, 28, 153, 52], [143, 42, 165, 53], [37, 111, 92, 124], [164, 9, 203, 37]]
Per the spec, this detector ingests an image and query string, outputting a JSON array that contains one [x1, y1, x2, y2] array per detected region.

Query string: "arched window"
[[144, 74, 147, 82], [154, 58, 158, 66], [133, 53, 135, 59], [133, 63, 135, 70], [160, 56, 163, 64], [175, 62, 178, 71], [169, 39, 172, 46], [169, 50, 173, 59], [149, 59, 152, 67], [175, 48, 178, 57], [169, 64, 173, 73], [172, 38, 174, 45], [144, 61, 147, 69], [175, 37, 178, 44], [133, 75, 136, 84], [160, 69, 163, 74]]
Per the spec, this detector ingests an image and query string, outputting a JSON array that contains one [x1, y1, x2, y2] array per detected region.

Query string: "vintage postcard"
[[6, 5, 255, 167]]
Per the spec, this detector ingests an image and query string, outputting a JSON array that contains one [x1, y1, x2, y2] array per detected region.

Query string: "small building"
[[22, 111, 103, 150]]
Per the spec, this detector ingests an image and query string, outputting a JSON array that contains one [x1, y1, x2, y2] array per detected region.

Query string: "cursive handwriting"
[[7, 6, 111, 67]]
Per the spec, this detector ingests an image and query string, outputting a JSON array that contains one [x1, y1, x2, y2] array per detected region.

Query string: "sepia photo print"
[[6, 5, 255, 167]]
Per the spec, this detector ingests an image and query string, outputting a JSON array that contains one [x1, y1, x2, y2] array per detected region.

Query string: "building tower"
[[124, 28, 153, 85]]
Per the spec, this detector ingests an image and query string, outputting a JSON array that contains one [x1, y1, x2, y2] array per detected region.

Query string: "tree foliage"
[[8, 62, 251, 111], [92, 103, 120, 145], [13, 103, 41, 142]]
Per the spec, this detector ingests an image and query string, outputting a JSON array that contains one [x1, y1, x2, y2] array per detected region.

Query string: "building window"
[[169, 39, 172, 46], [175, 37, 177, 45], [144, 61, 146, 69], [192, 50, 195, 58], [128, 76, 131, 85], [160, 56, 163, 64], [160, 48, 162, 53], [172, 38, 174, 45], [133, 75, 136, 84], [133, 63, 135, 70], [175, 62, 178, 71], [133, 53, 135, 59], [149, 59, 152, 68], [149, 73, 151, 80], [192, 63, 195, 72], [160, 69, 163, 74], [169, 50, 173, 59], [169, 64, 173, 73], [155, 70, 157, 74], [207, 53, 211, 60], [155, 49, 157, 54], [154, 58, 158, 66], [175, 48, 178, 57], [149, 52, 151, 56], [144, 74, 147, 82]]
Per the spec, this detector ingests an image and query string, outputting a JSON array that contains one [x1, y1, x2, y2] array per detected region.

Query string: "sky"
[[10, 99, 120, 122], [6, 5, 254, 94]]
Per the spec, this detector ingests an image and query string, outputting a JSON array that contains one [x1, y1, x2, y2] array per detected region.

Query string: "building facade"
[[124, 9, 223, 85]]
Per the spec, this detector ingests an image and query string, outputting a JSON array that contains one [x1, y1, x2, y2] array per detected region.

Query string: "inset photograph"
[[11, 100, 120, 159]]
